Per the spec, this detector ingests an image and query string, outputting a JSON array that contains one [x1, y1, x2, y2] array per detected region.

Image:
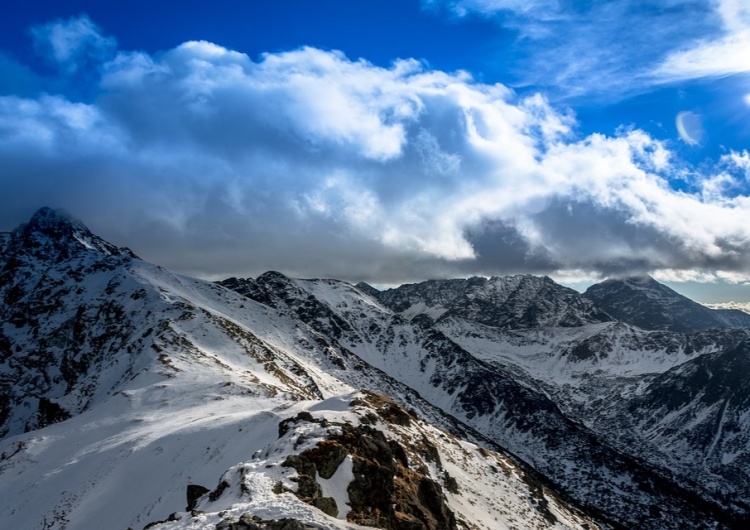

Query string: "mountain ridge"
[[2, 207, 750, 529], [369, 274, 612, 328], [584, 275, 750, 332]]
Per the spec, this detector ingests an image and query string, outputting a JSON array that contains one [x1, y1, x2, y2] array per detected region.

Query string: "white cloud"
[[652, 0, 750, 82], [30, 15, 116, 74], [717, 270, 750, 284], [426, 1, 749, 101], [5, 29, 750, 282], [704, 300, 750, 311], [652, 269, 721, 283], [426, 0, 561, 18], [0, 94, 119, 149], [654, 31, 750, 81], [714, 0, 750, 34], [723, 149, 750, 176]]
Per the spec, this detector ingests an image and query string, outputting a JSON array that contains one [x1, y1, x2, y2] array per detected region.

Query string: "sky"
[[2, 1, 750, 302]]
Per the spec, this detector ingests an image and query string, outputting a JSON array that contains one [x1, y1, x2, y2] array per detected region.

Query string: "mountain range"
[[2, 207, 750, 529]]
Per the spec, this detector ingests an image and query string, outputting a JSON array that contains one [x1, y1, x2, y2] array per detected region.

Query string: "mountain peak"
[[585, 275, 750, 332], [2, 207, 137, 266], [26, 207, 88, 234], [623, 274, 656, 284], [354, 281, 380, 299]]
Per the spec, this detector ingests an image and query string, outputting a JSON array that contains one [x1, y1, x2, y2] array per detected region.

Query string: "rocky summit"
[[2, 208, 750, 530]]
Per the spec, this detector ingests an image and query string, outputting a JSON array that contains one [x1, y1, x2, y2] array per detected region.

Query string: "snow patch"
[[317, 455, 354, 520]]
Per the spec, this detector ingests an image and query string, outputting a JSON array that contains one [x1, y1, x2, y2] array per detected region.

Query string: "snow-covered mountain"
[[584, 275, 750, 332], [363, 275, 610, 328], [2, 208, 750, 529], [361, 276, 750, 524]]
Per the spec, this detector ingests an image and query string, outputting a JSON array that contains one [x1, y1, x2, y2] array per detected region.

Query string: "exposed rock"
[[208, 480, 231, 502], [186, 484, 210, 511], [282, 408, 457, 530], [313, 496, 338, 517], [36, 397, 70, 428], [216, 514, 313, 530]]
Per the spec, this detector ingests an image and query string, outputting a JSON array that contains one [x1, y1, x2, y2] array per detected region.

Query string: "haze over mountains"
[[2, 208, 750, 530]]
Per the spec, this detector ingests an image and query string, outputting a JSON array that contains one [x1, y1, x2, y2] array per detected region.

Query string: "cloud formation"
[[653, 0, 750, 82], [30, 14, 116, 74], [425, 0, 747, 100], [2, 15, 750, 284]]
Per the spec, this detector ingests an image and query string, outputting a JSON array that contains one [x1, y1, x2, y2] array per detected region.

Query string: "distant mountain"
[[564, 332, 750, 519], [584, 275, 750, 333], [706, 301, 750, 314], [365, 274, 611, 328], [3, 208, 750, 529]]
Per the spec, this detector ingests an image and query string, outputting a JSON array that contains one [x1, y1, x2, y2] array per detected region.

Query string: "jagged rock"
[[36, 397, 70, 428], [313, 496, 338, 517], [142, 512, 180, 529], [442, 472, 459, 494], [282, 454, 322, 501], [209, 480, 231, 502], [278, 411, 319, 438]]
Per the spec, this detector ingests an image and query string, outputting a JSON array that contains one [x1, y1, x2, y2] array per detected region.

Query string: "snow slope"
[[0, 209, 603, 530], [147, 392, 598, 530]]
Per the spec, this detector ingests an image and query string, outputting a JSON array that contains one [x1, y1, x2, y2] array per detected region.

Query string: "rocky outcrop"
[[215, 515, 314, 530], [280, 404, 457, 530]]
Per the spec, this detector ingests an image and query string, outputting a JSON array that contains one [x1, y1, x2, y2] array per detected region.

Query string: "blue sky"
[[2, 1, 750, 301]]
